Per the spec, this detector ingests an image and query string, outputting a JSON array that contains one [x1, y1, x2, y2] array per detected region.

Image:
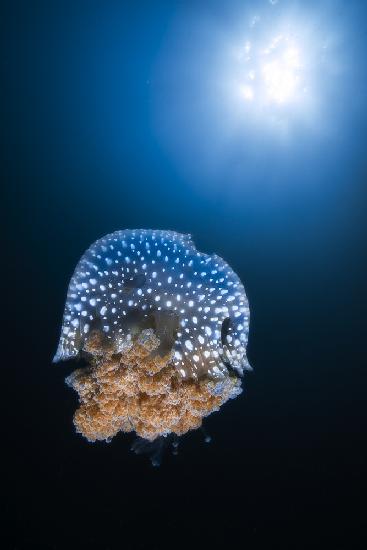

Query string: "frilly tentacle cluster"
[[66, 328, 242, 443]]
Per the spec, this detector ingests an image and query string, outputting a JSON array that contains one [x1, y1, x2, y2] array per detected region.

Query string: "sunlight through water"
[[152, 0, 351, 187], [234, 27, 308, 109]]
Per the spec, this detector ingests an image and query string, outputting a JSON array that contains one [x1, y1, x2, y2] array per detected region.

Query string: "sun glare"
[[236, 31, 305, 107]]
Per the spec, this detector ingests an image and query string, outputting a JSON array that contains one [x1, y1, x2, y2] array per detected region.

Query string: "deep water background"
[[2, 1, 366, 549]]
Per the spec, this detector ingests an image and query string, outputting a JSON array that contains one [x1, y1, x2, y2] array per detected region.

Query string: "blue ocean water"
[[3, 1, 366, 548]]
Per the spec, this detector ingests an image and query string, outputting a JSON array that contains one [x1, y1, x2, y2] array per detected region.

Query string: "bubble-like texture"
[[66, 328, 242, 442]]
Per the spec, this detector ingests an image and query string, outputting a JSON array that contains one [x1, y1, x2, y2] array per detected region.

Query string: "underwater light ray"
[[152, 1, 351, 189]]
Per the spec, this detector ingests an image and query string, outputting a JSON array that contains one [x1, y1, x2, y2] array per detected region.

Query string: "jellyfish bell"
[[54, 229, 251, 456]]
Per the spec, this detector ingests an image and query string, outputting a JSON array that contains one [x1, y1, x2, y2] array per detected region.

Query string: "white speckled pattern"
[[54, 229, 251, 379]]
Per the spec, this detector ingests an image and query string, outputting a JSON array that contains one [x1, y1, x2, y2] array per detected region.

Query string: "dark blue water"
[[3, 1, 366, 548]]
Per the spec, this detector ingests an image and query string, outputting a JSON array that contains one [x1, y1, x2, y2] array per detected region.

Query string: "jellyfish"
[[54, 229, 251, 448]]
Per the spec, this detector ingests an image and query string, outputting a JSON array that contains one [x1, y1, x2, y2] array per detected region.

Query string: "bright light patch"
[[261, 38, 302, 103], [263, 60, 297, 102], [240, 84, 254, 101], [153, 0, 344, 185], [236, 31, 306, 107]]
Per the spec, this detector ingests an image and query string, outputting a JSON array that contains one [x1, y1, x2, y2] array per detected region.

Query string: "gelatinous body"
[[54, 229, 251, 444]]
